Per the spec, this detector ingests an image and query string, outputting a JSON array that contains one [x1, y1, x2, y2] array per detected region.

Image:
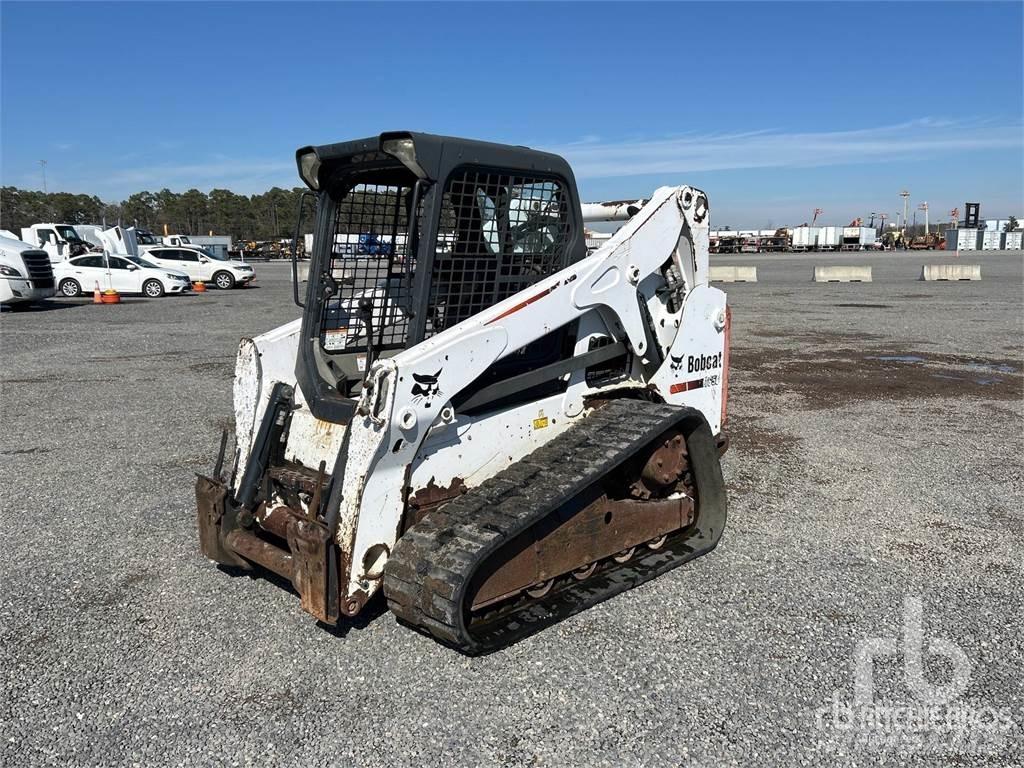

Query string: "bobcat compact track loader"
[[196, 132, 730, 654]]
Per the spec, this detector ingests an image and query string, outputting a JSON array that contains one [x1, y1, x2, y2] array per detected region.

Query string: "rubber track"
[[382, 399, 727, 654]]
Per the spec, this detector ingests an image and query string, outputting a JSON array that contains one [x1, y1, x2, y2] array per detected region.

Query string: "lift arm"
[[332, 185, 713, 611]]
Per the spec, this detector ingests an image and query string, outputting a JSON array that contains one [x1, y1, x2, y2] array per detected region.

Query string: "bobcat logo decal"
[[670, 352, 722, 373], [411, 369, 442, 407]]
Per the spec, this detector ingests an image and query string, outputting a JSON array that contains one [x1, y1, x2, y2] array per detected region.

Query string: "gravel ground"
[[1, 252, 1021, 766]]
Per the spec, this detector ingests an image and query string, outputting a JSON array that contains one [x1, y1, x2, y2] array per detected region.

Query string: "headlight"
[[382, 135, 427, 178], [166, 273, 183, 280], [0, 265, 22, 277], [298, 150, 321, 190]]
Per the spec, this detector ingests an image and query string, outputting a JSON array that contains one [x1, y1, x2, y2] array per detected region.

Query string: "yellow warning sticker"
[[533, 416, 549, 430]]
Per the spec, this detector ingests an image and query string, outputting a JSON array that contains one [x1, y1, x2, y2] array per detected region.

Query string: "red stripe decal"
[[669, 379, 705, 395], [486, 282, 559, 324]]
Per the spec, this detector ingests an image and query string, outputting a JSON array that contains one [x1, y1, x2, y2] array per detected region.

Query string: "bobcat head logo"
[[670, 354, 685, 371], [411, 369, 442, 407]]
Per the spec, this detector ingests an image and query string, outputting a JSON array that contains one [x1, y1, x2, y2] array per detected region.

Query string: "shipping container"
[[982, 231, 1004, 250], [944, 229, 980, 250]]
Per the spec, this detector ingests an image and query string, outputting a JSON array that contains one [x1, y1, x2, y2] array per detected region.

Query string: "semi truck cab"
[[0, 232, 56, 306], [19, 223, 92, 263]]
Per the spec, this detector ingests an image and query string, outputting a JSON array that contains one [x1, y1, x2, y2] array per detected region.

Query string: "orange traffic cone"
[[193, 281, 207, 292], [93, 282, 102, 304]]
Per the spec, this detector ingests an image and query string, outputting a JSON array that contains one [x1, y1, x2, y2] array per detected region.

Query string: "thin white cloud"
[[547, 118, 1023, 179], [98, 159, 296, 193]]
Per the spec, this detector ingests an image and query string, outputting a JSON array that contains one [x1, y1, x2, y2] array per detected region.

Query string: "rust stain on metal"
[[225, 528, 295, 578], [404, 477, 468, 530], [341, 589, 368, 618], [469, 432, 697, 611], [636, 431, 687, 498], [195, 475, 250, 569], [287, 517, 339, 624], [256, 503, 307, 540], [267, 462, 330, 496], [470, 493, 695, 611]]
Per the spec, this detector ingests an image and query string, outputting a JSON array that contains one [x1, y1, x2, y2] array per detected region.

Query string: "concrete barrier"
[[920, 264, 981, 281], [813, 265, 872, 282], [709, 265, 757, 283]]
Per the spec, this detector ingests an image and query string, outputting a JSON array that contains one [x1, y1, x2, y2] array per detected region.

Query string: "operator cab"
[[295, 132, 588, 423]]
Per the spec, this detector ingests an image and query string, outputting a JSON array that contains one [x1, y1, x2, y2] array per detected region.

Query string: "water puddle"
[[867, 355, 925, 364], [966, 361, 1017, 374], [932, 373, 1000, 386]]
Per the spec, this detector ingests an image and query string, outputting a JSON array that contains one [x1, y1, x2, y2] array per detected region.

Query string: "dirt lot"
[[1, 251, 1021, 766]]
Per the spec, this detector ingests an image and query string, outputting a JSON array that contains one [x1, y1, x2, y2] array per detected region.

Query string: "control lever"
[[359, 297, 376, 377]]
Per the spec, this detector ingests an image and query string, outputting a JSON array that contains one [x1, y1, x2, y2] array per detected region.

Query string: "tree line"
[[0, 186, 315, 241]]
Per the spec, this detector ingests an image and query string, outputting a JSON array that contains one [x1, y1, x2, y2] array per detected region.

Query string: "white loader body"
[[232, 186, 727, 609]]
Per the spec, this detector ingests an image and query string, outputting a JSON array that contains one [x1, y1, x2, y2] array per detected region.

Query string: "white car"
[[54, 254, 192, 298], [142, 246, 255, 289]]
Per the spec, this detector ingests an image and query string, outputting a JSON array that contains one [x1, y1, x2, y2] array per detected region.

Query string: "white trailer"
[[841, 226, 875, 250], [791, 226, 819, 251], [818, 226, 842, 250]]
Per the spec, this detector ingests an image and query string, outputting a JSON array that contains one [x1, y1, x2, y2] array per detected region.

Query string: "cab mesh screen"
[[320, 182, 417, 353], [425, 170, 571, 337]]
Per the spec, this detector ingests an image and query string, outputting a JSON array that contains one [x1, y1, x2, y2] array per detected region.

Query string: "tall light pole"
[[900, 190, 910, 236], [39, 159, 48, 193], [918, 202, 929, 235]]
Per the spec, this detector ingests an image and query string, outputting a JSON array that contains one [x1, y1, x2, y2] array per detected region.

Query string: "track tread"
[[383, 399, 726, 653]]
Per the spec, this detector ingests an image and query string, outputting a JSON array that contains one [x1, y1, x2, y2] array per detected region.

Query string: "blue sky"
[[2, 1, 1022, 227]]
